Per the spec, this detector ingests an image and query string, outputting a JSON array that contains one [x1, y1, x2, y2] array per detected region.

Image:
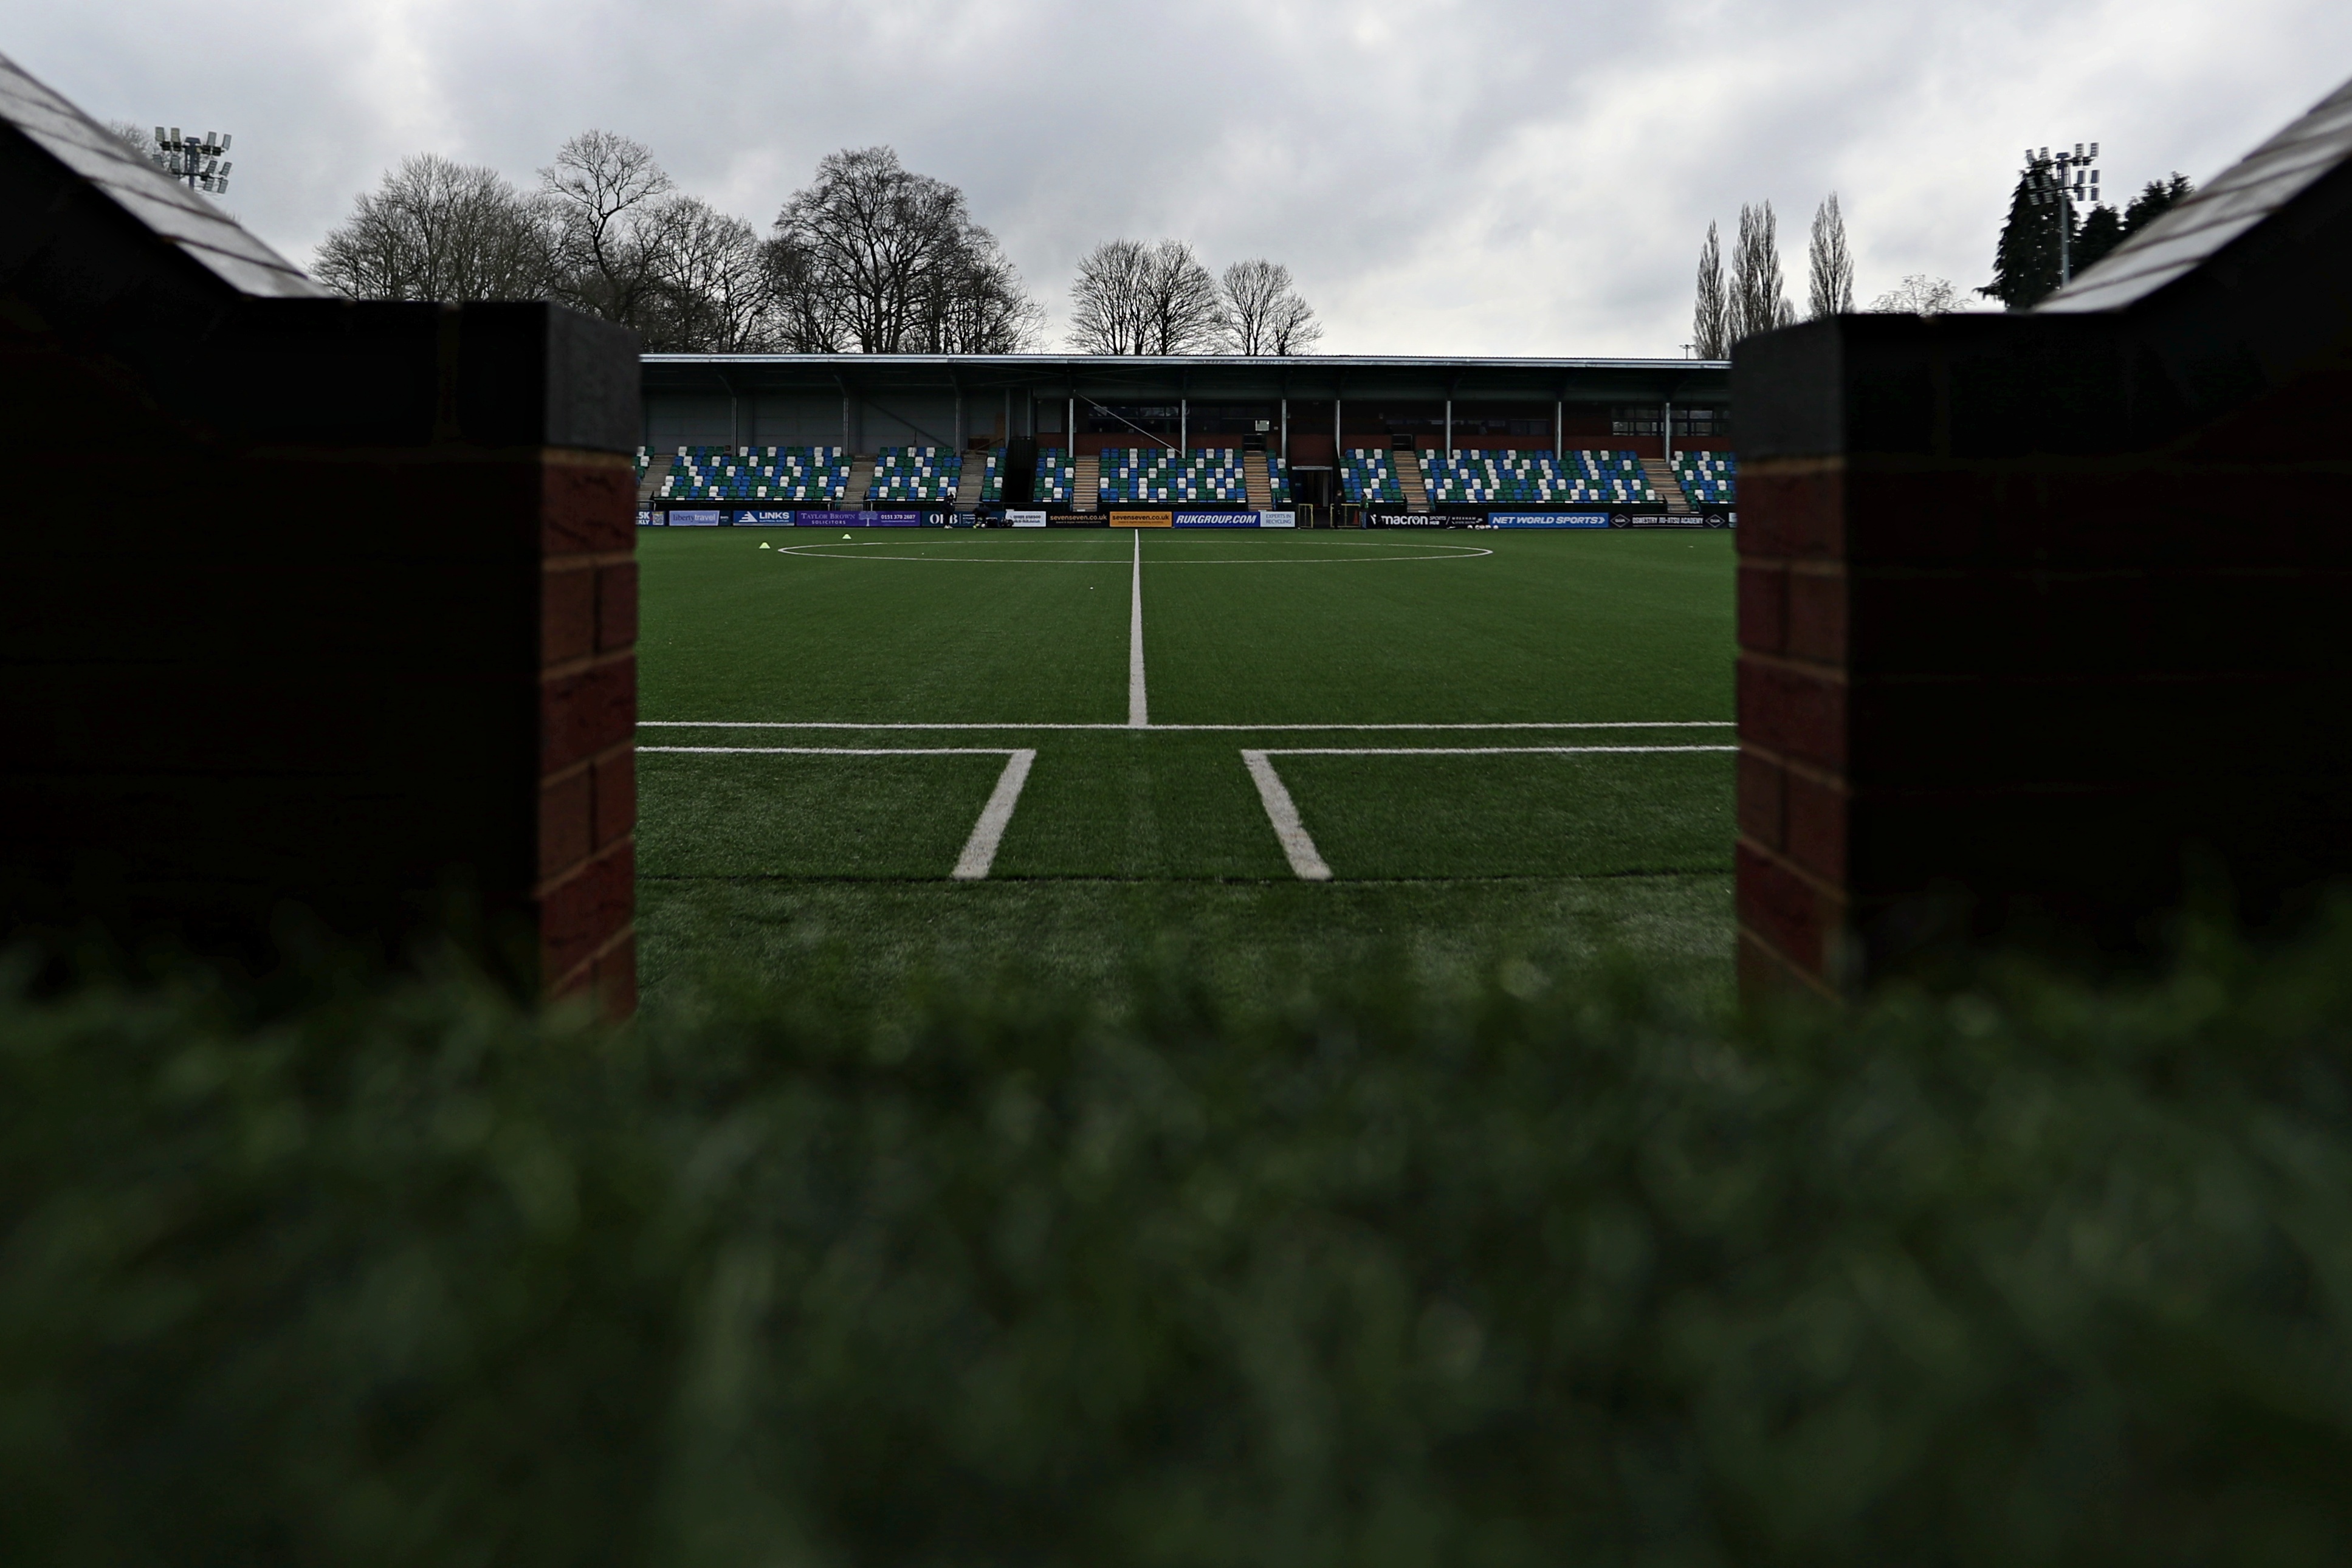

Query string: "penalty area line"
[[635, 744, 1038, 880]]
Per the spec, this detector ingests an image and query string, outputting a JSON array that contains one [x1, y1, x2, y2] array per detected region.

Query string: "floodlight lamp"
[[170, 126, 181, 144], [219, 161, 232, 176], [153, 125, 165, 143], [2074, 143, 2084, 158], [220, 132, 231, 151], [2089, 142, 2099, 158]]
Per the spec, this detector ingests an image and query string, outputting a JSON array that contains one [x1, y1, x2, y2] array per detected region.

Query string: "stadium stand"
[[1417, 449, 1661, 506], [1098, 447, 1172, 504], [1339, 449, 1406, 504], [867, 445, 963, 504], [1095, 447, 1251, 506], [1266, 455, 1292, 506], [1034, 447, 1076, 504], [656, 445, 850, 504], [974, 449, 1004, 504], [1673, 452, 1736, 506]]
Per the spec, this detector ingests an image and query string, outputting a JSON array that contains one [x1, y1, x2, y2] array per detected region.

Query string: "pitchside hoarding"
[[636, 510, 659, 526], [1491, 512, 1610, 528], [793, 511, 931, 526], [1174, 512, 1257, 528], [1007, 509, 1048, 528], [732, 510, 796, 526], [1365, 513, 1454, 528], [1260, 511, 1296, 528], [1110, 511, 1174, 528], [667, 510, 724, 526]]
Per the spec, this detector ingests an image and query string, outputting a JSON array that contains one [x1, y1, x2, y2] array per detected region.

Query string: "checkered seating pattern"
[[1553, 450, 1659, 504], [867, 445, 963, 504], [1034, 447, 1075, 504], [1340, 449, 1406, 504], [655, 445, 851, 504], [634, 448, 650, 486], [1177, 448, 1249, 504], [1265, 455, 1291, 505], [1673, 452, 1736, 505], [974, 449, 1005, 503]]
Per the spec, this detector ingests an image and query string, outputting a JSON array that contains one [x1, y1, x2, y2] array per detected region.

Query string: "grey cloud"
[[17, 0, 2351, 354]]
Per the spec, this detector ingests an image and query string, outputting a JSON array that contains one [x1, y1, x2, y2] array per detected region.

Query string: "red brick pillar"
[[538, 455, 639, 1014], [1734, 458, 1849, 998]]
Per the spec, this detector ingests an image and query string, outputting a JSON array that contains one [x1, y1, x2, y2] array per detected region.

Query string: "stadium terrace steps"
[[954, 451, 989, 511], [1643, 458, 1691, 515], [1398, 453, 1431, 512], [1071, 453, 1099, 512], [844, 455, 875, 508], [1243, 452, 1273, 509]]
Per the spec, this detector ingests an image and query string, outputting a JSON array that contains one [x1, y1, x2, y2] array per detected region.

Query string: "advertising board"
[[1259, 511, 1297, 528], [1006, 509, 1048, 528], [1110, 511, 1174, 528], [1365, 513, 1453, 528], [667, 510, 724, 526], [731, 509, 796, 526], [796, 511, 929, 526], [1616, 511, 1733, 529], [1174, 512, 1257, 528], [1490, 512, 1610, 528], [636, 510, 659, 527]]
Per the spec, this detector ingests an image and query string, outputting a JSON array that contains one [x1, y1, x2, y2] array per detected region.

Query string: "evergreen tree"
[[2123, 173, 2194, 236], [2073, 203, 2126, 273], [1691, 221, 1728, 358], [1980, 154, 2072, 309]]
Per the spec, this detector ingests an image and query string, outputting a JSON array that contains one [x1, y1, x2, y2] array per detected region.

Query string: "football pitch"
[[635, 527, 1739, 1008]]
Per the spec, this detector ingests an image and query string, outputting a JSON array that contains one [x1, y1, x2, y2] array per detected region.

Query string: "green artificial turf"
[[636, 526, 1738, 1005]]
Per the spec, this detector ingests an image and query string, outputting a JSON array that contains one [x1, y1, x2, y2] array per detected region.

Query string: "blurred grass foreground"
[[9, 915, 2352, 1567]]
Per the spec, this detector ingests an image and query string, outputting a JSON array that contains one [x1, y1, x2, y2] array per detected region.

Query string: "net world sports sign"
[[667, 509, 724, 526], [1110, 510, 1174, 528], [1174, 511, 1258, 528], [1491, 511, 1610, 528]]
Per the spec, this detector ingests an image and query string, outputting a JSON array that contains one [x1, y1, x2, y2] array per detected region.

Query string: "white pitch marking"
[[1128, 529, 1149, 729], [1240, 750, 1331, 881], [1254, 745, 1738, 757], [636, 744, 1037, 880], [952, 749, 1037, 880], [639, 746, 1021, 756], [640, 721, 1734, 732]]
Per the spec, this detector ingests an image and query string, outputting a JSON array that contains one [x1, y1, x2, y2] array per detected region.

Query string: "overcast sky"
[[13, 0, 2349, 356]]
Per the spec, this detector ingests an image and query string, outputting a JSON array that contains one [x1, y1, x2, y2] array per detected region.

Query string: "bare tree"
[[771, 146, 1032, 354], [1070, 239, 1228, 354], [1730, 201, 1795, 343], [638, 196, 774, 351], [1869, 275, 1967, 314], [1068, 239, 1155, 354], [541, 130, 675, 331], [312, 153, 559, 302], [105, 120, 157, 161], [1807, 193, 1854, 318], [1220, 259, 1322, 354], [911, 230, 1044, 352], [761, 232, 847, 352], [1693, 221, 1729, 359]]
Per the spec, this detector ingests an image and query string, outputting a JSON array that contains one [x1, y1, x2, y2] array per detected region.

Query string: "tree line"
[[1693, 154, 2197, 352], [304, 134, 1321, 357]]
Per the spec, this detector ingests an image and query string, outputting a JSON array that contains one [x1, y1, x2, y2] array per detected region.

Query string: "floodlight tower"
[[151, 127, 233, 196], [2026, 141, 2100, 285]]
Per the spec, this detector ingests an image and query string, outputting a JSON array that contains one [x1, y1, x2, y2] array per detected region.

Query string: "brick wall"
[[1735, 312, 2352, 997], [0, 297, 642, 1014]]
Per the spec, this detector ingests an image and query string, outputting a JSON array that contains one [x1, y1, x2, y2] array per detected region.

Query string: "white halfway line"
[[1237, 743, 1736, 882], [1128, 529, 1148, 729], [638, 745, 1037, 881]]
